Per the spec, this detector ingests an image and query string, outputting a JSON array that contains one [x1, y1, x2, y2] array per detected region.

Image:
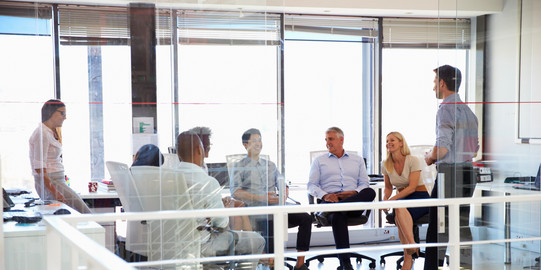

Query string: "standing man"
[[308, 127, 376, 270], [424, 65, 479, 270], [176, 131, 265, 267], [230, 128, 312, 270]]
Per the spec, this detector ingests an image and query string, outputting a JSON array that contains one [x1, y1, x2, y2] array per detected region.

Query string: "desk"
[[79, 189, 120, 252], [474, 181, 540, 264], [3, 198, 105, 270]]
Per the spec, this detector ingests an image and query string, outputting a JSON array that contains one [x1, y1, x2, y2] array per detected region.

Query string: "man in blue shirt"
[[308, 127, 376, 270], [424, 65, 479, 270], [231, 128, 312, 270]]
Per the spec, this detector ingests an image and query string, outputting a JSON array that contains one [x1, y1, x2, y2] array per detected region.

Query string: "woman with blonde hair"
[[382, 131, 429, 270]]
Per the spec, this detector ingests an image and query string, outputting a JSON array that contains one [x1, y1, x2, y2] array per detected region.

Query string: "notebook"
[[513, 164, 541, 191]]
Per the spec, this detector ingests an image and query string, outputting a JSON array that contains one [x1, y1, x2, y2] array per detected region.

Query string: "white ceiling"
[[13, 0, 503, 18]]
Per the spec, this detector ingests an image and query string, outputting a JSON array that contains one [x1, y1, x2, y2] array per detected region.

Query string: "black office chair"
[[379, 212, 448, 270], [305, 193, 377, 269]]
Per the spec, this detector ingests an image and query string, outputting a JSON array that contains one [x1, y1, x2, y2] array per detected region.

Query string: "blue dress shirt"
[[435, 93, 479, 164], [308, 151, 370, 199]]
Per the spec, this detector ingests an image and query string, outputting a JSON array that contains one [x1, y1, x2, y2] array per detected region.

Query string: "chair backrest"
[[105, 161, 147, 255], [310, 150, 358, 165], [409, 145, 437, 193], [162, 153, 181, 169], [225, 153, 270, 181], [130, 166, 201, 262]]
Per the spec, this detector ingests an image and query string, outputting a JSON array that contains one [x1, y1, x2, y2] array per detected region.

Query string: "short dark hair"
[[434, 65, 462, 92], [132, 144, 164, 167], [176, 131, 202, 162], [41, 99, 65, 123], [242, 128, 261, 144]]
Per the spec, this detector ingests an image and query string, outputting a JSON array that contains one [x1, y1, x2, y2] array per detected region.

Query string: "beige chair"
[[105, 161, 148, 257], [409, 145, 437, 193], [129, 166, 201, 265], [310, 150, 358, 164]]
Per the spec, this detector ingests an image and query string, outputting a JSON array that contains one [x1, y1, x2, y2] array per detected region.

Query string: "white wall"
[[485, 0, 541, 178], [484, 0, 541, 236]]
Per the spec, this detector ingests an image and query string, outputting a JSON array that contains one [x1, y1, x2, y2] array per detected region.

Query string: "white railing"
[[44, 194, 541, 270]]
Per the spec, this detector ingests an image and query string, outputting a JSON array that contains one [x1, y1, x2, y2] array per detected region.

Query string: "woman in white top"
[[29, 99, 91, 214], [382, 131, 429, 270]]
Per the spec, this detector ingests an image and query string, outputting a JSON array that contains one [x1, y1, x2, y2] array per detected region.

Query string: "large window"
[[284, 40, 365, 183]]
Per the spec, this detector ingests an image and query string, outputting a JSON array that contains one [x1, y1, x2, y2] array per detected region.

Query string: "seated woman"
[[382, 131, 430, 270]]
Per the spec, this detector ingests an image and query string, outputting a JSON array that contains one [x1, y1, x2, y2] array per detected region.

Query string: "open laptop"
[[3, 188, 15, 210], [513, 164, 541, 191]]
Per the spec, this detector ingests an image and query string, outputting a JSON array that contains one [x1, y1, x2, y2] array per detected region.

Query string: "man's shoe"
[[294, 264, 309, 270], [314, 211, 330, 226], [339, 259, 354, 270]]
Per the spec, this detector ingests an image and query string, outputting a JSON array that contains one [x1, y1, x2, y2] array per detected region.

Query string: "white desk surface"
[[3, 198, 104, 237], [79, 189, 119, 200], [475, 181, 540, 195]]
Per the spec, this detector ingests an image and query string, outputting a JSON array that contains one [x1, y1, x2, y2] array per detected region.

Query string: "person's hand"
[[322, 193, 339, 203], [222, 196, 234, 208], [424, 152, 434, 165], [337, 190, 357, 199], [267, 193, 279, 205]]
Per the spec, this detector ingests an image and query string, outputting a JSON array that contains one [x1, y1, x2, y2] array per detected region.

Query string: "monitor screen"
[[207, 162, 230, 188], [3, 188, 15, 210]]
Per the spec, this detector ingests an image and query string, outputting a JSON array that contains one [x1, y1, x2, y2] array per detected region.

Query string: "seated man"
[[308, 127, 376, 270], [230, 128, 312, 270], [176, 131, 265, 267]]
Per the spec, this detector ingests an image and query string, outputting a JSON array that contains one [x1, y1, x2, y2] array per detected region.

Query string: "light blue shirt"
[[435, 93, 479, 164], [308, 151, 370, 199]]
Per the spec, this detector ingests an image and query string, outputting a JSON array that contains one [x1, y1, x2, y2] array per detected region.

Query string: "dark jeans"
[[424, 163, 476, 270], [256, 211, 313, 253], [319, 188, 376, 263]]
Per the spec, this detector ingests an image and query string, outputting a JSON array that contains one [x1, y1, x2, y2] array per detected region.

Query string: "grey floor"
[[279, 243, 540, 270]]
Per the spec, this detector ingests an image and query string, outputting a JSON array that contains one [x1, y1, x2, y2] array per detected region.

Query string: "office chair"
[[226, 154, 298, 269], [130, 166, 201, 265], [305, 193, 377, 269], [106, 161, 148, 261], [379, 212, 430, 270]]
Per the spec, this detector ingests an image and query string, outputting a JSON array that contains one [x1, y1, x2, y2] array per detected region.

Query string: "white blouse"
[[382, 155, 423, 189], [29, 123, 64, 174]]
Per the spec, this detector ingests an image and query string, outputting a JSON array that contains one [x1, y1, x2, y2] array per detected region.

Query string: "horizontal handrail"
[[44, 193, 541, 270]]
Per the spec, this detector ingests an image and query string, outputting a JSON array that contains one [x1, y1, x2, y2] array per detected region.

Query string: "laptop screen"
[[535, 164, 541, 188], [207, 162, 230, 188], [3, 188, 15, 210]]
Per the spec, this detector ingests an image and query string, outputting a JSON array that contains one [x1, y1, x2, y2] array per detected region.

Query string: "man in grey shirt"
[[230, 128, 312, 270], [424, 65, 479, 270]]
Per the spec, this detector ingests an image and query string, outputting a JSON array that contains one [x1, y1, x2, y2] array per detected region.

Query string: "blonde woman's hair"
[[383, 131, 411, 173]]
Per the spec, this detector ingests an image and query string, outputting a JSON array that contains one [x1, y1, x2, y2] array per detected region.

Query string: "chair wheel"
[[305, 261, 310, 267], [356, 258, 362, 263], [369, 262, 376, 269], [380, 259, 386, 266], [317, 258, 324, 263]]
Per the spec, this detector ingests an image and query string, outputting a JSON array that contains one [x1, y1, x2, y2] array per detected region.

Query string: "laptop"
[[3, 188, 15, 210], [513, 164, 541, 191]]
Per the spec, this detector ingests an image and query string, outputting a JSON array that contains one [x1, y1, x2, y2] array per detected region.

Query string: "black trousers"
[[320, 188, 376, 263], [257, 211, 313, 254], [424, 163, 476, 270]]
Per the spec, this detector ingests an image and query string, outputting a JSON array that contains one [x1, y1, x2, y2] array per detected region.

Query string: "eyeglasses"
[[56, 110, 66, 117]]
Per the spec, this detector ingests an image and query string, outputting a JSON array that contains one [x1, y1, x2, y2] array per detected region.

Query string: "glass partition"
[[3, 0, 541, 269]]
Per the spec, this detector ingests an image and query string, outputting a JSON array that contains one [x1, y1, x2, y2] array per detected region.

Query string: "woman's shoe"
[[405, 247, 419, 257], [401, 254, 413, 270]]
